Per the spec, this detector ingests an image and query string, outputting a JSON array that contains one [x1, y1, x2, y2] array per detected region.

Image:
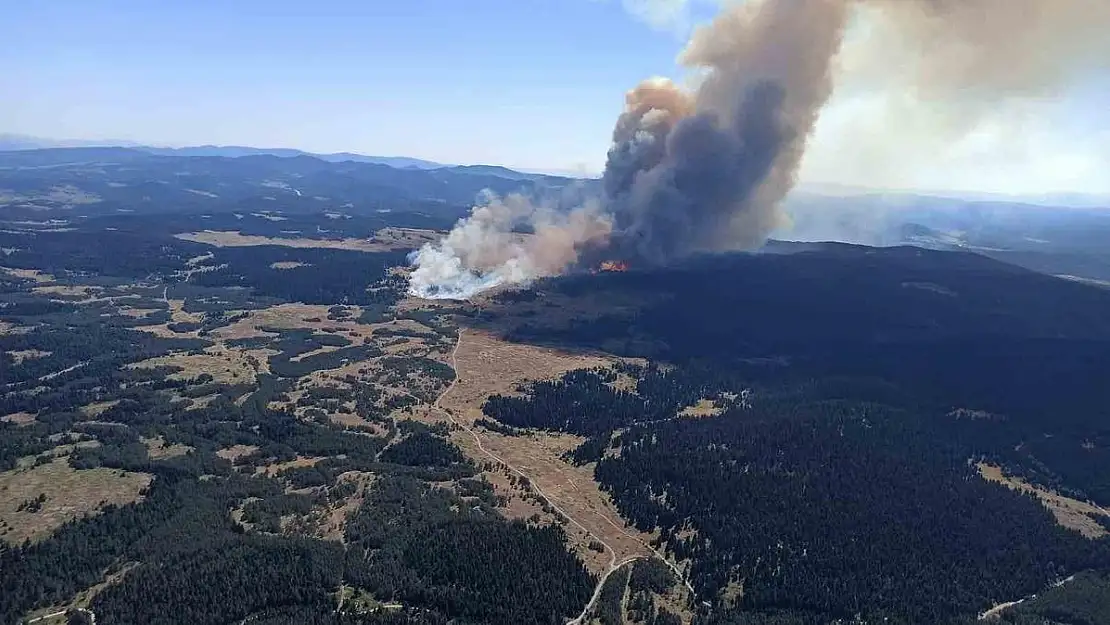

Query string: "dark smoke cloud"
[[600, 0, 849, 265], [409, 0, 1110, 299]]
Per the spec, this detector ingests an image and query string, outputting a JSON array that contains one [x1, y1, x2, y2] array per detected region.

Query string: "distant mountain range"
[[4, 133, 1107, 210], [0, 133, 446, 171]]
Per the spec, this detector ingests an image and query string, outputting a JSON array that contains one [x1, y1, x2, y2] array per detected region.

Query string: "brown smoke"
[[410, 0, 1110, 298], [602, 0, 851, 263], [814, 0, 1110, 188], [861, 0, 1110, 98]]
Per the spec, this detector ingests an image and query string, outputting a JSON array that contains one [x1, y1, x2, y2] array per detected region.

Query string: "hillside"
[[2, 149, 1109, 624], [472, 244, 1110, 623], [0, 147, 576, 221]]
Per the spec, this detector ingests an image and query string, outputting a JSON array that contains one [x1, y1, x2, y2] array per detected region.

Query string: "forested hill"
[[474, 243, 1110, 623], [487, 244, 1110, 428], [0, 147, 580, 219]]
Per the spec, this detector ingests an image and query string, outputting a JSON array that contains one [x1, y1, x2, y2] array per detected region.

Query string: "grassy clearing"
[[80, 400, 120, 418], [1, 412, 36, 426], [678, 398, 723, 418], [432, 329, 657, 572], [129, 343, 265, 385], [217, 444, 260, 461], [978, 462, 1109, 538], [270, 261, 311, 269], [142, 436, 193, 460], [175, 228, 436, 253], [0, 457, 152, 545], [1, 267, 56, 283]]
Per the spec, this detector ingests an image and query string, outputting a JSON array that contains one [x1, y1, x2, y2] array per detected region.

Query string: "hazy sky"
[[3, 0, 1108, 194]]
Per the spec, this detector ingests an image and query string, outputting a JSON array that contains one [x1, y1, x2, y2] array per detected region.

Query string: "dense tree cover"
[[0, 229, 210, 278], [0, 147, 568, 221], [995, 571, 1110, 625], [484, 363, 742, 435], [627, 559, 683, 625], [379, 431, 468, 468], [190, 245, 408, 306], [590, 564, 632, 625], [1, 473, 279, 624], [92, 536, 345, 625], [343, 475, 595, 625], [0, 324, 207, 389], [486, 362, 1110, 623], [484, 246, 1110, 504]]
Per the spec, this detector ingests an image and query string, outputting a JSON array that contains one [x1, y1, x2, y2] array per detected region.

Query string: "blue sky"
[[3, 0, 690, 173], [3, 0, 1108, 194]]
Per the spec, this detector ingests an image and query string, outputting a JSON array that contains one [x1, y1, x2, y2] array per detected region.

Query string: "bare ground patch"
[[0, 457, 152, 544], [80, 400, 120, 418], [175, 228, 436, 253], [1, 412, 36, 426], [270, 261, 311, 270], [978, 462, 1109, 538], [142, 436, 193, 460], [212, 303, 378, 342], [678, 398, 723, 418], [435, 330, 658, 573], [129, 345, 258, 385], [1, 267, 56, 283], [255, 456, 325, 478], [32, 284, 99, 298], [217, 444, 260, 461], [7, 349, 52, 364]]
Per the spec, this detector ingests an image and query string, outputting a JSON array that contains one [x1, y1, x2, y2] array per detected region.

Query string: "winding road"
[[429, 328, 693, 624], [26, 607, 96, 624]]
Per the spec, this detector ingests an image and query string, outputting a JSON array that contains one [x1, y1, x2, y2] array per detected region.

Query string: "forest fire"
[[598, 260, 629, 273]]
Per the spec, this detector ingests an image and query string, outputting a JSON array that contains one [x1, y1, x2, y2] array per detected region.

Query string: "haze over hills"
[[0, 133, 446, 171], [3, 135, 1110, 624]]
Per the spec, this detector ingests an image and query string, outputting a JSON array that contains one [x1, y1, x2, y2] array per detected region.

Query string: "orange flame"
[[599, 260, 629, 272]]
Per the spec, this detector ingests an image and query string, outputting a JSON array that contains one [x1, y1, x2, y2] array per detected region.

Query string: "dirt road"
[[431, 328, 693, 624]]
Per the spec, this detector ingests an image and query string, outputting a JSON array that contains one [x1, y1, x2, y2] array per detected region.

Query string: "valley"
[[1, 147, 1109, 625]]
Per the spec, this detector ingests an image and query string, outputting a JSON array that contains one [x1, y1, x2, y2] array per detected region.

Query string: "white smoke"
[[408, 0, 1110, 300], [407, 192, 611, 300]]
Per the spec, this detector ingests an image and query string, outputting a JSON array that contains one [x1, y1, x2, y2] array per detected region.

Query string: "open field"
[[0, 457, 152, 545], [129, 342, 267, 385], [978, 462, 1110, 538], [175, 227, 438, 253], [433, 328, 659, 573]]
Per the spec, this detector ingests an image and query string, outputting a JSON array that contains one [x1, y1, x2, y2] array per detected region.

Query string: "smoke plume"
[[409, 0, 1110, 299], [407, 193, 611, 299]]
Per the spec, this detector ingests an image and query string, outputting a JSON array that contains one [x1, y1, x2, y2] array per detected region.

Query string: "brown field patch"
[[328, 412, 382, 432], [117, 307, 163, 319], [443, 329, 611, 409], [1, 267, 55, 283], [217, 444, 260, 461], [80, 400, 121, 418], [319, 472, 375, 541], [0, 457, 152, 544], [32, 284, 98, 298], [679, 398, 722, 418], [7, 349, 51, 364], [168, 298, 203, 324], [130, 343, 266, 385], [434, 330, 659, 573], [256, 456, 325, 477], [143, 436, 193, 460], [175, 228, 436, 253], [213, 303, 378, 342], [978, 462, 1109, 538], [1, 412, 36, 426], [270, 261, 311, 270]]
